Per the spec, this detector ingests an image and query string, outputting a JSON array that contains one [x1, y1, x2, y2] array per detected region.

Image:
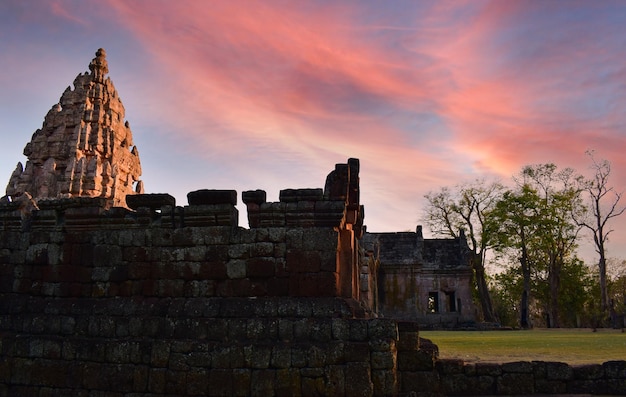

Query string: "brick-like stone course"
[[0, 203, 348, 300], [1, 294, 412, 396], [423, 359, 626, 396]]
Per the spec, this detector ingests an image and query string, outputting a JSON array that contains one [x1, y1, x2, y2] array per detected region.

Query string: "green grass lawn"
[[419, 328, 626, 364]]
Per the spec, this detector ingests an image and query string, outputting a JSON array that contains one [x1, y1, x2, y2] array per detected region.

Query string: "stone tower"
[[4, 48, 143, 208]]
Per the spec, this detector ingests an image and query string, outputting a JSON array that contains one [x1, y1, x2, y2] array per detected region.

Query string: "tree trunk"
[[472, 253, 496, 323], [598, 249, 609, 312], [520, 290, 529, 329], [520, 245, 531, 329], [548, 260, 561, 328], [595, 216, 610, 317]]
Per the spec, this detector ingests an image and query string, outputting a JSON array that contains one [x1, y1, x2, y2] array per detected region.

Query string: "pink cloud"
[[105, 1, 461, 186], [407, 2, 626, 179], [96, 1, 626, 243]]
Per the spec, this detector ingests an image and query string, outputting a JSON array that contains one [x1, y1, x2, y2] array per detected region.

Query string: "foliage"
[[421, 155, 626, 329], [487, 184, 543, 328], [489, 267, 522, 328], [607, 258, 626, 329], [490, 253, 604, 328], [422, 179, 504, 322], [487, 164, 585, 328], [556, 259, 597, 327]]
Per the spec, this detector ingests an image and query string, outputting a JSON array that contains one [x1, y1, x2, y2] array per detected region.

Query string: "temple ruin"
[[1, 49, 624, 396], [362, 228, 477, 328], [1, 48, 477, 330]]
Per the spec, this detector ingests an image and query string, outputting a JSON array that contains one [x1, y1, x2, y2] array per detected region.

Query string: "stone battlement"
[[0, 159, 364, 302]]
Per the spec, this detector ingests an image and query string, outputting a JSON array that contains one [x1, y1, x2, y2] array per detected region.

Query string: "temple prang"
[[3, 48, 142, 209]]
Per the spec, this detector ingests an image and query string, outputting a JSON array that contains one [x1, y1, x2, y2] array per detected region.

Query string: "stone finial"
[[88, 48, 109, 83]]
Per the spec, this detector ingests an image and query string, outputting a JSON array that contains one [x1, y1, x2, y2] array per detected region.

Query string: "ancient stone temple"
[[1, 49, 625, 396], [3, 48, 143, 209]]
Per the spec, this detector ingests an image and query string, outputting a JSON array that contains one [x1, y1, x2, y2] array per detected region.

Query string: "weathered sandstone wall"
[[0, 159, 437, 396]]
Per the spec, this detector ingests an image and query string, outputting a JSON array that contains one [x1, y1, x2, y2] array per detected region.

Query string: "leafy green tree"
[[422, 179, 504, 323], [488, 164, 584, 328], [554, 258, 595, 327], [490, 251, 596, 328], [488, 185, 543, 328], [518, 164, 584, 328], [607, 258, 626, 329], [490, 266, 523, 327], [584, 271, 605, 329]]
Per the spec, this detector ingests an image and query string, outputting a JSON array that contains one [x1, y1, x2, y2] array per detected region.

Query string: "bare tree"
[[578, 151, 626, 314], [423, 179, 504, 323]]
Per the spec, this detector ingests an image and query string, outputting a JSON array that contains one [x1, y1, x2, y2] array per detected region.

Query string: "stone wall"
[[430, 359, 626, 395], [0, 294, 422, 396], [0, 158, 434, 396], [1, 158, 363, 302]]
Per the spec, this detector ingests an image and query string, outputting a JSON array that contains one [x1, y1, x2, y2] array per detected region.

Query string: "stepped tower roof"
[[4, 48, 143, 209]]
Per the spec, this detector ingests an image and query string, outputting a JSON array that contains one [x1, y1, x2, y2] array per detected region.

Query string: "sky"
[[1, 0, 626, 264]]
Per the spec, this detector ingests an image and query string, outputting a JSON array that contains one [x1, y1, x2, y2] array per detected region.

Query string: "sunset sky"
[[1, 1, 626, 264]]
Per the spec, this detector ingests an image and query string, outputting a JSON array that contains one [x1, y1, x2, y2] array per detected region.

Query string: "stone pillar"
[[338, 228, 356, 299]]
